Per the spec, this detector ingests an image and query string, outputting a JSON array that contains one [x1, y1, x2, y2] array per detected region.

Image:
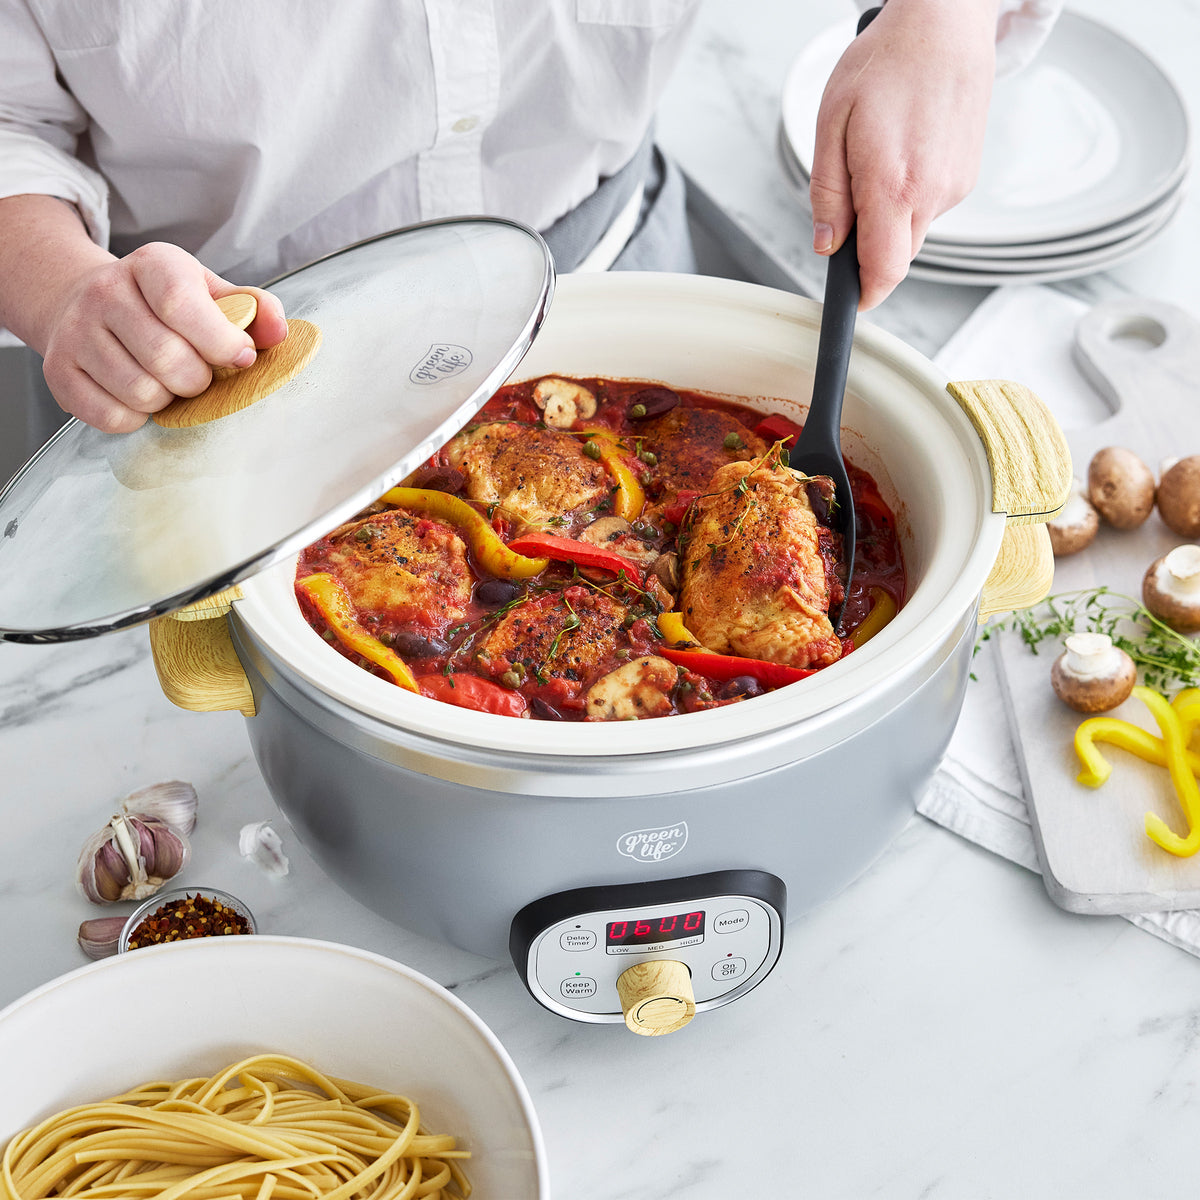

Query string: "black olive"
[[389, 630, 449, 658], [627, 386, 680, 421], [406, 464, 466, 494], [805, 479, 836, 528], [530, 697, 566, 721], [474, 578, 522, 606], [718, 675, 763, 701]]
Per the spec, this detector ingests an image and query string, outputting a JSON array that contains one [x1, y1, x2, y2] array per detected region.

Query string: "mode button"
[[713, 909, 749, 934]]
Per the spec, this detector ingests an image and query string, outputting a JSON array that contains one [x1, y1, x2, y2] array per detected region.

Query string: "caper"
[[723, 432, 744, 451], [501, 669, 522, 689], [583, 441, 602, 460], [629, 403, 647, 419], [639, 450, 658, 466]]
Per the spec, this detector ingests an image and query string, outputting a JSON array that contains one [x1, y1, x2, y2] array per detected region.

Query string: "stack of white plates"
[[779, 10, 1191, 286]]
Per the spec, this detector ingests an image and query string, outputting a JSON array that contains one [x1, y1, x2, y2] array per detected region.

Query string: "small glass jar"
[[119, 886, 256, 953]]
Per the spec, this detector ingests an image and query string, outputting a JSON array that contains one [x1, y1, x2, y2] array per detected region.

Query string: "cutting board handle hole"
[[1103, 314, 1167, 352]]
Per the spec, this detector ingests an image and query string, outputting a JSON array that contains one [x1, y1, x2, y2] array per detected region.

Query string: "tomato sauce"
[[297, 377, 907, 720]]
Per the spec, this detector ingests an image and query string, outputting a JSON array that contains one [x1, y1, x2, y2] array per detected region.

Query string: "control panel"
[[509, 870, 785, 1026]]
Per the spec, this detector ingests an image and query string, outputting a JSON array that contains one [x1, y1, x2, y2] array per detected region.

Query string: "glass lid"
[[0, 218, 554, 642]]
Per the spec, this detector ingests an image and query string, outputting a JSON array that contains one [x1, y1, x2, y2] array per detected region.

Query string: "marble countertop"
[[5, 2, 1200, 1197]]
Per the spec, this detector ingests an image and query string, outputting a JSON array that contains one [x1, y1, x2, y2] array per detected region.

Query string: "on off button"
[[713, 909, 749, 934]]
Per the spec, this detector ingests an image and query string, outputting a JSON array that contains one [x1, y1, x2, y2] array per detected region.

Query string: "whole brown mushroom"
[[1155, 455, 1200, 539], [1143, 545, 1200, 633], [1047, 478, 1100, 556], [1087, 446, 1155, 530], [1050, 632, 1137, 713]]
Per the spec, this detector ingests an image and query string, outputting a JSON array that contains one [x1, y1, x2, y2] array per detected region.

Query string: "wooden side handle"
[[148, 587, 256, 717], [947, 380, 1072, 525], [978, 523, 1055, 621]]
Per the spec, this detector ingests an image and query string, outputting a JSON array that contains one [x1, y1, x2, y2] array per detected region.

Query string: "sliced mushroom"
[[651, 550, 680, 592], [1050, 632, 1136, 713], [531, 377, 598, 430], [1143, 544, 1200, 633], [1087, 446, 1155, 530], [1155, 454, 1200, 539], [580, 515, 659, 566], [1047, 478, 1099, 556], [584, 655, 677, 721]]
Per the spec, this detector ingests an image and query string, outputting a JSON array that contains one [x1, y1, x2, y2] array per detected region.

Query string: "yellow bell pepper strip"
[[657, 611, 702, 647], [416, 673, 527, 717], [506, 531, 644, 583], [1134, 685, 1200, 857], [657, 645, 815, 689], [297, 573, 418, 692], [1174, 689, 1200, 741], [848, 587, 897, 648], [379, 486, 549, 579], [580, 428, 645, 521], [1073, 718, 1200, 787]]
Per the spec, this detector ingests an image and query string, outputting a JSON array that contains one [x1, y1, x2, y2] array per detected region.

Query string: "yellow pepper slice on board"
[[1134, 686, 1200, 857], [657, 611, 702, 648], [297, 573, 419, 692], [379, 486, 549, 579], [580, 428, 646, 522], [849, 587, 897, 647], [1073, 718, 1200, 787]]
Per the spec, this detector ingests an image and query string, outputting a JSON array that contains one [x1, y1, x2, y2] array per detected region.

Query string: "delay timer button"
[[713, 909, 749, 934], [559, 929, 597, 952]]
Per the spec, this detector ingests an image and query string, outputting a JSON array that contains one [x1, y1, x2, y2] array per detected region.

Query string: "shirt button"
[[452, 116, 479, 134]]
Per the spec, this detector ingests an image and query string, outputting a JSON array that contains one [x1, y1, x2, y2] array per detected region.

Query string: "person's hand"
[[41, 241, 289, 432], [809, 0, 999, 310]]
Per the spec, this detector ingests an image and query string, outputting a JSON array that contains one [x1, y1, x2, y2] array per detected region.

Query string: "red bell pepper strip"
[[505, 532, 644, 582], [657, 645, 815, 688], [753, 413, 805, 447], [416, 673, 528, 717]]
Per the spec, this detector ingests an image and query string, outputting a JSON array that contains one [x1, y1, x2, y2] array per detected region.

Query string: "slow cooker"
[[0, 220, 1069, 1032]]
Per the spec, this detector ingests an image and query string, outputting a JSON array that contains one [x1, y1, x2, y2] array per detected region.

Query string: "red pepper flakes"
[[125, 892, 252, 949]]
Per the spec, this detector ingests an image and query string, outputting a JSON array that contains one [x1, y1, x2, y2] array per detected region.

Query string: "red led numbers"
[[605, 909, 706, 946]]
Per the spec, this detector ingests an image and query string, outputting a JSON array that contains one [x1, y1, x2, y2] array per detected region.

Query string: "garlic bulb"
[[119, 780, 198, 836], [239, 821, 290, 877], [77, 813, 190, 904]]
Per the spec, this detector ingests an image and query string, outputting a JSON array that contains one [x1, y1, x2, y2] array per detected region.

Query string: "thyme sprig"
[[981, 586, 1200, 694]]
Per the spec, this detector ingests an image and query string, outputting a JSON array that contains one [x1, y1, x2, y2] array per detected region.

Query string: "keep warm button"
[[561, 977, 597, 999], [713, 909, 749, 934]]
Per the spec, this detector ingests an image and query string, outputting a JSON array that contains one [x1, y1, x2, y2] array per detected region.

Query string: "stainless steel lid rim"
[[232, 598, 978, 797]]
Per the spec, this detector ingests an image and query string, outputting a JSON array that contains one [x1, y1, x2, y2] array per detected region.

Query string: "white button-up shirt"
[[0, 0, 700, 283]]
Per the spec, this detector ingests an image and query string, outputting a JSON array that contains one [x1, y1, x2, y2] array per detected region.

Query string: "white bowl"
[[0, 935, 548, 1197]]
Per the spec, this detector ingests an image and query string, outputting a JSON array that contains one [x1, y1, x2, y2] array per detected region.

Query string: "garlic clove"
[[239, 821, 290, 878], [77, 916, 128, 960], [120, 780, 198, 837], [76, 813, 191, 904]]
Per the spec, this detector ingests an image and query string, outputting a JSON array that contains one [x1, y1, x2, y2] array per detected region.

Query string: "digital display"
[[606, 910, 705, 947]]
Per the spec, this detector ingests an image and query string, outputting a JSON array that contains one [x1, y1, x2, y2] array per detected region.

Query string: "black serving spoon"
[[789, 5, 880, 633]]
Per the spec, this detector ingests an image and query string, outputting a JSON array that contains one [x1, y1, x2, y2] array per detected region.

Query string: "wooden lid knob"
[[152, 293, 322, 429], [616, 959, 696, 1037]]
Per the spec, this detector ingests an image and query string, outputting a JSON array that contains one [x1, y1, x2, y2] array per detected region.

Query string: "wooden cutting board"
[[994, 296, 1200, 913]]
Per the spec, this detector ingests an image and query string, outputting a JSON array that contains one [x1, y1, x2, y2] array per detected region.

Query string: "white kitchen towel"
[[918, 284, 1200, 959]]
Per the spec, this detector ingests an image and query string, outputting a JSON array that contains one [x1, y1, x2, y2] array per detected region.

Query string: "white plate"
[[780, 11, 1190, 247], [779, 127, 1186, 261], [914, 187, 1185, 272]]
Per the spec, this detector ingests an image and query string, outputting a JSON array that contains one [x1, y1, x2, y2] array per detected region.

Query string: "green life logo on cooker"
[[409, 343, 473, 384], [617, 823, 688, 863]]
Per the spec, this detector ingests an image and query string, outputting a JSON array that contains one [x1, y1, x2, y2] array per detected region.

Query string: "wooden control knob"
[[616, 959, 696, 1037]]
